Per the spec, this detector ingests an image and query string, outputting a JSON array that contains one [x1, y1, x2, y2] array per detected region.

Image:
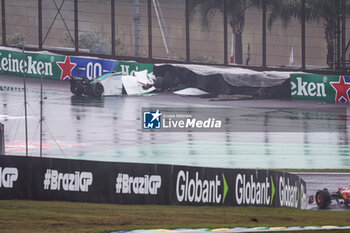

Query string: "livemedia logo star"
[[143, 109, 162, 129]]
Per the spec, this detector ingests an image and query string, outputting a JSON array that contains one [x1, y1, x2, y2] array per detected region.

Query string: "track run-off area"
[[1, 74, 350, 211]]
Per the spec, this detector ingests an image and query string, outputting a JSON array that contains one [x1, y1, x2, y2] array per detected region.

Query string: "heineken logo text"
[[291, 77, 326, 97], [0, 54, 53, 76]]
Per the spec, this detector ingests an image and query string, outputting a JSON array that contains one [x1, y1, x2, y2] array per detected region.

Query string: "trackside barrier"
[[290, 73, 350, 103], [0, 155, 307, 209], [0, 46, 153, 80]]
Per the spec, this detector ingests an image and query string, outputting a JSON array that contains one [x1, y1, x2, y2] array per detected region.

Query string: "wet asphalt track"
[[295, 173, 350, 210], [1, 74, 350, 210]]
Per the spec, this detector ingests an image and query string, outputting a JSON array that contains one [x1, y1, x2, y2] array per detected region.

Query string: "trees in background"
[[267, 0, 350, 67], [189, 0, 261, 65], [190, 0, 348, 67]]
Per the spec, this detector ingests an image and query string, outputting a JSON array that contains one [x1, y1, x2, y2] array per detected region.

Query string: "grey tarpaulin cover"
[[154, 64, 294, 98]]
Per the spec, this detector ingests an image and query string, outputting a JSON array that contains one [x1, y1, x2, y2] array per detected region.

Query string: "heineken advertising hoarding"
[[0, 48, 65, 80], [115, 61, 154, 76], [290, 73, 350, 103], [0, 47, 153, 80]]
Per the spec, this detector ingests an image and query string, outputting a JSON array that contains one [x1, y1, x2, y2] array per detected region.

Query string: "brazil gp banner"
[[290, 73, 350, 103], [0, 155, 307, 209], [0, 46, 153, 80], [0, 155, 170, 204]]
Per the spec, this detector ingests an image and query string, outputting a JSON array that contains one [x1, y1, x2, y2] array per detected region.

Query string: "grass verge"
[[1, 200, 350, 233]]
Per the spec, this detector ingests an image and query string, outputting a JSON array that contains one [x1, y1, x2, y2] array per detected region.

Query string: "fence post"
[[74, 0, 79, 53], [223, 0, 228, 65], [301, 0, 306, 69], [342, 0, 346, 71], [262, 0, 266, 67], [38, 0, 43, 49], [111, 0, 115, 56], [0, 123, 4, 155], [185, 0, 190, 62], [148, 0, 152, 59], [1, 0, 6, 46]]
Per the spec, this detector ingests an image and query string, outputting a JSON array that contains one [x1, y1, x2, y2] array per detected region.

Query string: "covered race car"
[[70, 70, 155, 97], [309, 186, 350, 209]]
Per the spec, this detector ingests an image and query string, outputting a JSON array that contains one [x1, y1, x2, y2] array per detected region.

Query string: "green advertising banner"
[[290, 73, 350, 103], [0, 48, 66, 80], [115, 61, 154, 76], [0, 47, 154, 81]]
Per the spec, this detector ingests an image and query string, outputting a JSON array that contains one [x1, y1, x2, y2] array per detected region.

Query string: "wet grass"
[[1, 200, 350, 233]]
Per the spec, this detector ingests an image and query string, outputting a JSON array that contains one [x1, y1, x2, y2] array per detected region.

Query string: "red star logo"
[[57, 56, 76, 80], [330, 76, 350, 103]]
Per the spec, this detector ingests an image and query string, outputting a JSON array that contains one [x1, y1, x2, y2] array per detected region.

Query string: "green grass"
[[1, 200, 350, 233]]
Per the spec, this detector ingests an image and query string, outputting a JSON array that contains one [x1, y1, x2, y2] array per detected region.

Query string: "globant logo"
[[235, 174, 273, 206], [176, 170, 228, 204], [43, 169, 93, 192], [0, 167, 18, 188], [115, 173, 161, 195], [279, 177, 298, 208]]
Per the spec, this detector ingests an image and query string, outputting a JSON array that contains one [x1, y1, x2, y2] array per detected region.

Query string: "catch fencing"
[[1, 0, 350, 73]]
